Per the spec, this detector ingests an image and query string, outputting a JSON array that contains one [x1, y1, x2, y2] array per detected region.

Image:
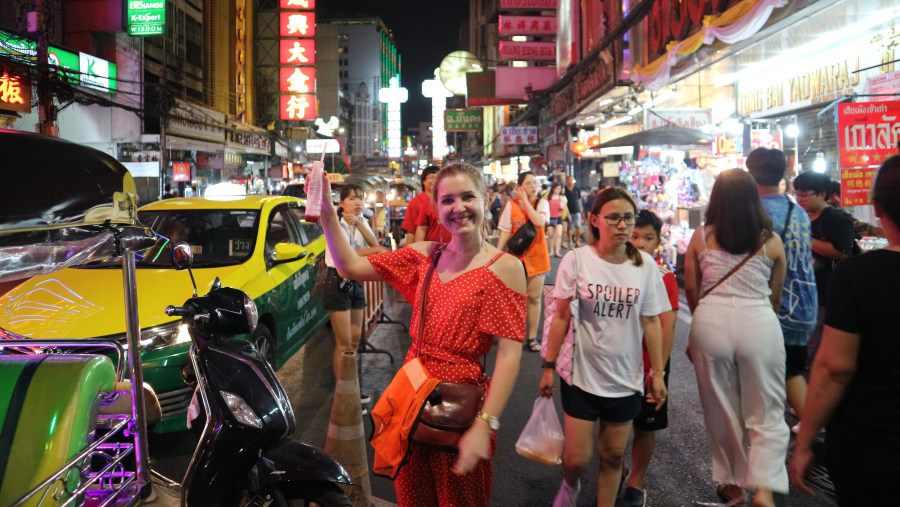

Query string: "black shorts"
[[634, 360, 670, 431], [560, 381, 642, 423], [322, 268, 366, 311], [785, 345, 807, 378]]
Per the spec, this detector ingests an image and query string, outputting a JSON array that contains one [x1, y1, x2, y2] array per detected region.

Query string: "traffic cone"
[[325, 351, 373, 507]]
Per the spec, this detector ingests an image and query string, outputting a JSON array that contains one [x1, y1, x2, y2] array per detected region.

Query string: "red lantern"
[[587, 134, 600, 147], [571, 141, 588, 154]]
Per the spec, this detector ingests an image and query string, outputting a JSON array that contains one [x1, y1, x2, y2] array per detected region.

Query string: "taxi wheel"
[[252, 325, 277, 368]]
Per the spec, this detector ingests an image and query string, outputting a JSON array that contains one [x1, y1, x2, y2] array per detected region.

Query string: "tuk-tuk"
[[0, 130, 157, 505]]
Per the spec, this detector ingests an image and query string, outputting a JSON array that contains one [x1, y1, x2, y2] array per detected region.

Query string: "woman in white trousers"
[[685, 169, 788, 507]]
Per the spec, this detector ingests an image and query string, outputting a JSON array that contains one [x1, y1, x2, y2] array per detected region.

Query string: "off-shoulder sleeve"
[[368, 246, 425, 303], [478, 278, 527, 342]]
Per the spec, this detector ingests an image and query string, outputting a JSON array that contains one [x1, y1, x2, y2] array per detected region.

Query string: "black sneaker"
[[617, 486, 645, 507]]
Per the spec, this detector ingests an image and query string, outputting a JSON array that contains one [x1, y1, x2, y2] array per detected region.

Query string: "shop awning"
[[595, 126, 712, 148]]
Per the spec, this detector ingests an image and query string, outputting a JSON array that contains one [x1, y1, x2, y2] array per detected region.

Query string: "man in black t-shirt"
[[793, 171, 855, 374]]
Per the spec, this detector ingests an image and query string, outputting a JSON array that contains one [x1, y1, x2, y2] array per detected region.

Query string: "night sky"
[[317, 0, 470, 128]]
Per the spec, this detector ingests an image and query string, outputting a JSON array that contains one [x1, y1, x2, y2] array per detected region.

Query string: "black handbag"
[[408, 245, 486, 451], [506, 200, 539, 256]]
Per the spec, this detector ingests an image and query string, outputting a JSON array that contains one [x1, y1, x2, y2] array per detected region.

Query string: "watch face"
[[489, 418, 500, 431]]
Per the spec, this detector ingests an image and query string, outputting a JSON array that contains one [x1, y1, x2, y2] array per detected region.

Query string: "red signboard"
[[172, 162, 191, 182], [279, 94, 317, 120], [712, 133, 743, 157], [279, 0, 315, 9], [498, 41, 556, 61], [581, 0, 619, 54], [0, 71, 31, 113], [837, 100, 900, 168], [498, 15, 557, 36], [751, 129, 783, 151], [499, 0, 557, 9], [840, 167, 878, 206], [279, 12, 315, 37], [279, 67, 315, 93], [279, 39, 316, 65]]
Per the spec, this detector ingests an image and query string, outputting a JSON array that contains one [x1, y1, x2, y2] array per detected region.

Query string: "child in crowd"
[[617, 210, 680, 507]]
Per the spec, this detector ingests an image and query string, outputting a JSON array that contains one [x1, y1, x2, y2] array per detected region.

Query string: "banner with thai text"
[[837, 100, 900, 168]]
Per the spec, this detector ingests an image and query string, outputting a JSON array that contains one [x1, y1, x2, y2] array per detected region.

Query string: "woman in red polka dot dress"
[[315, 162, 527, 506]]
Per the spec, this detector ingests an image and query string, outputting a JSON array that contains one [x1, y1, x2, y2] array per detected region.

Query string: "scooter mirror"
[[171, 242, 194, 271]]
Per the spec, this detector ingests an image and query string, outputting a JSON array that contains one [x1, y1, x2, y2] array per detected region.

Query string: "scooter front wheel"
[[271, 482, 352, 507]]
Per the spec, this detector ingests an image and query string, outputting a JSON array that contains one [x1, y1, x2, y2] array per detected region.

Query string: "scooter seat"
[[98, 380, 163, 425], [0, 354, 115, 506]]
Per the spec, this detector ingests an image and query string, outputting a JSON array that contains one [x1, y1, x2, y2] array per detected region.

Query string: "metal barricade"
[[356, 280, 407, 363]]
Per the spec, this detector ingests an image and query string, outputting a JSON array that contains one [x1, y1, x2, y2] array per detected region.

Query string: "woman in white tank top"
[[684, 169, 788, 507]]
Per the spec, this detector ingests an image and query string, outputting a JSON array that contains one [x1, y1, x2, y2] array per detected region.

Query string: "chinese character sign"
[[280, 94, 316, 120], [840, 167, 878, 206], [172, 162, 191, 182], [751, 129, 783, 151], [0, 72, 28, 111], [280, 0, 315, 8], [280, 12, 316, 37], [280, 67, 315, 93], [279, 39, 316, 65], [838, 100, 900, 167], [500, 126, 538, 145]]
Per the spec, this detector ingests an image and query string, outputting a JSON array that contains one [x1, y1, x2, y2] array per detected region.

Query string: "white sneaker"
[[553, 478, 581, 507]]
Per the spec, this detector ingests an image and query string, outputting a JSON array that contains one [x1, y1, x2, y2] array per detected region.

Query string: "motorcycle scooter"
[[152, 242, 353, 506]]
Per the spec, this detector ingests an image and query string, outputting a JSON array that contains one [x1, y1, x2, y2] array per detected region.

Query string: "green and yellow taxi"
[[0, 195, 328, 433]]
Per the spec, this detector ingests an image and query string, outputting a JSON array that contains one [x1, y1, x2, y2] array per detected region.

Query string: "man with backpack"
[[747, 149, 818, 433]]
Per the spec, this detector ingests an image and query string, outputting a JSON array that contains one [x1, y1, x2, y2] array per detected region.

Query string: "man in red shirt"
[[400, 166, 439, 246], [618, 209, 680, 507]]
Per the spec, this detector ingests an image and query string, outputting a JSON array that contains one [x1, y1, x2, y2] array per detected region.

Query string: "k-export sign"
[[127, 0, 166, 36]]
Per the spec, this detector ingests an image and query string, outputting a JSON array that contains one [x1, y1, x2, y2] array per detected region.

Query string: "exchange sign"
[[127, 0, 166, 36], [445, 109, 483, 131]]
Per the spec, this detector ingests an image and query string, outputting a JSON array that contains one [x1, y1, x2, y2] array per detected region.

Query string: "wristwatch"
[[477, 412, 500, 431]]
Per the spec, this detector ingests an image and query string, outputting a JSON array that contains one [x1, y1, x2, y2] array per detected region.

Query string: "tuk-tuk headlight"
[[243, 294, 258, 332], [136, 321, 192, 351]]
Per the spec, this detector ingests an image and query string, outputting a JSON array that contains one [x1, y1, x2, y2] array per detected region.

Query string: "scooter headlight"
[[243, 294, 258, 332], [131, 321, 192, 351], [220, 390, 263, 429]]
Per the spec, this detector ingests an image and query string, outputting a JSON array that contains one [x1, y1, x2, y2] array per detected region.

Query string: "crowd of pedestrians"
[[309, 150, 898, 507]]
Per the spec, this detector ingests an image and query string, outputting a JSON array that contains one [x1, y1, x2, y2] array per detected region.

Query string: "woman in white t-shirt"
[[323, 184, 387, 377], [540, 187, 671, 507]]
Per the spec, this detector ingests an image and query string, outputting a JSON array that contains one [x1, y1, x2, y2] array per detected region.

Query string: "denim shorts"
[[322, 268, 366, 311], [548, 217, 560, 226], [560, 381, 642, 423]]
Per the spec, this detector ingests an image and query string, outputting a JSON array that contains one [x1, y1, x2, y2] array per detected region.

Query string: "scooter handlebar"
[[165, 305, 191, 317]]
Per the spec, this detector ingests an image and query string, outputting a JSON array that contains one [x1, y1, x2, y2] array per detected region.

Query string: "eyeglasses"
[[600, 213, 636, 225], [794, 191, 819, 200]]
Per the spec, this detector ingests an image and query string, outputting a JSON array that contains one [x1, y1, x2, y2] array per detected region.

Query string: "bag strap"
[[414, 245, 486, 379], [700, 248, 757, 300], [779, 200, 795, 240]]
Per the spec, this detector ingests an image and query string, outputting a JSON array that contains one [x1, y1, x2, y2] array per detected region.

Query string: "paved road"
[[149, 251, 837, 506]]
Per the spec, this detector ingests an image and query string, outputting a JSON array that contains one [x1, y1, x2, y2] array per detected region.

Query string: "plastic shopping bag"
[[515, 397, 565, 466]]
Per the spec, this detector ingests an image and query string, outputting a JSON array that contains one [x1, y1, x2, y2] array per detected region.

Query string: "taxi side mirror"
[[273, 243, 307, 264]]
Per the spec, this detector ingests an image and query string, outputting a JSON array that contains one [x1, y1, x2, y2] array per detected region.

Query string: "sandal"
[[525, 338, 541, 352], [715, 484, 746, 507]]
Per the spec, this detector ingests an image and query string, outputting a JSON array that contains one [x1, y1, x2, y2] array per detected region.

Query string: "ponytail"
[[625, 242, 644, 266]]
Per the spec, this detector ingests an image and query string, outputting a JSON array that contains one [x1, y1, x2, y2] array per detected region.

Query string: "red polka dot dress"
[[369, 246, 526, 507]]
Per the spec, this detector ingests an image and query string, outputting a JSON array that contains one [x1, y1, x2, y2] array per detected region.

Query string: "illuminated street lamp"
[[422, 75, 453, 162], [378, 77, 408, 160]]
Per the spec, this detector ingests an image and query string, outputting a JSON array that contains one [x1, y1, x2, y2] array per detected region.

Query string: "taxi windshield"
[[80, 209, 260, 268]]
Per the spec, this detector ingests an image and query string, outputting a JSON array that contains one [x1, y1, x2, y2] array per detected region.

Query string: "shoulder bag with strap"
[[540, 247, 579, 385], [506, 198, 541, 255], [407, 245, 486, 451]]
